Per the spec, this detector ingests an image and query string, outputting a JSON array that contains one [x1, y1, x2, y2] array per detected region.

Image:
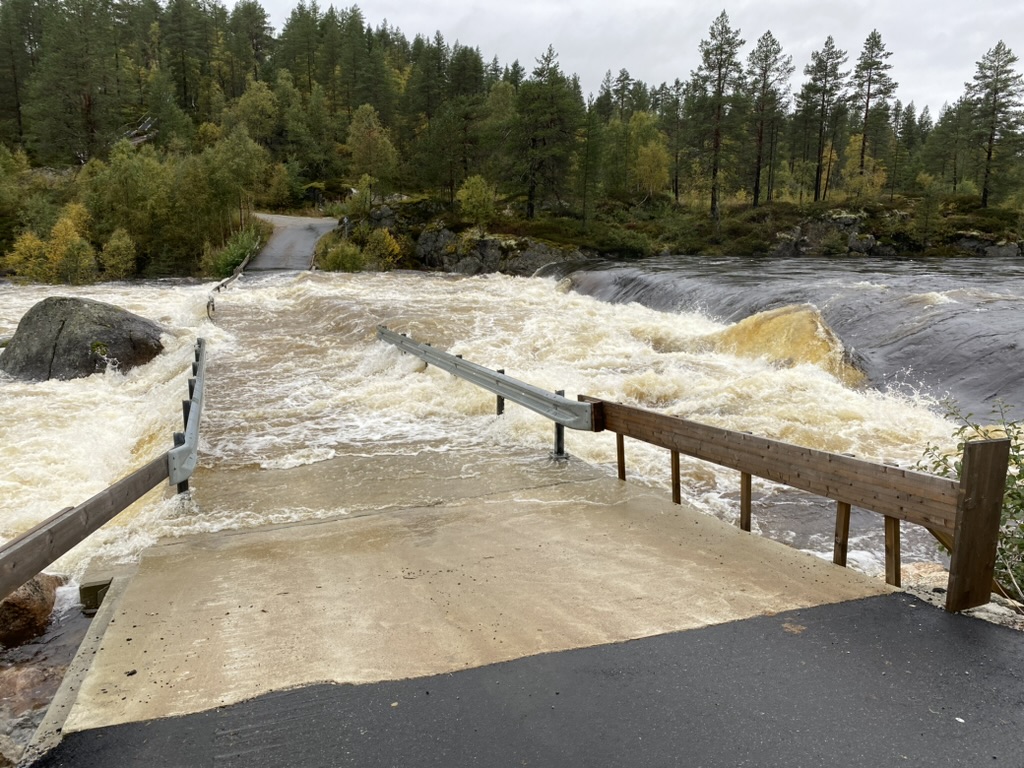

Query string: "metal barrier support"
[[168, 339, 207, 488]]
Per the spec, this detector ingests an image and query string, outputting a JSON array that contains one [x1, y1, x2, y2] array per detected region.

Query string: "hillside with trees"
[[0, 2, 1021, 281]]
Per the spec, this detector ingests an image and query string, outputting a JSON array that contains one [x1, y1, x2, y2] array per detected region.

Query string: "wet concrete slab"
[[52, 461, 889, 734]]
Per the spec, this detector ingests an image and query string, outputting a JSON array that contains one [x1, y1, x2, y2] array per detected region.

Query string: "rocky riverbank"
[[348, 197, 1022, 275]]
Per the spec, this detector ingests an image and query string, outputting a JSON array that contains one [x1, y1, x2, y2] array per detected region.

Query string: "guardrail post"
[[551, 391, 568, 461], [616, 433, 626, 480], [946, 439, 1011, 612], [496, 370, 505, 415], [833, 501, 851, 567], [884, 517, 901, 586], [173, 432, 189, 494], [671, 450, 681, 505], [739, 472, 752, 532]]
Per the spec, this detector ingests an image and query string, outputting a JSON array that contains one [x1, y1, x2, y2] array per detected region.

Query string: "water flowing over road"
[[8, 256, 1014, 582]]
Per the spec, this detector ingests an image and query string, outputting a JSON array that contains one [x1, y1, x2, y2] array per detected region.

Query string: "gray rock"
[[0, 574, 64, 647], [869, 243, 899, 259], [416, 228, 586, 277], [848, 233, 876, 254], [0, 296, 165, 381], [954, 238, 988, 257], [985, 243, 1021, 258]]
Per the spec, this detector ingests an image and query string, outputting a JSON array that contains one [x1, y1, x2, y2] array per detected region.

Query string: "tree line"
[[0, 1, 1021, 280]]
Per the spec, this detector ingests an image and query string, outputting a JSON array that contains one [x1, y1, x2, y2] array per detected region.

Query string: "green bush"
[[201, 225, 262, 278], [919, 402, 1024, 605], [320, 239, 365, 272]]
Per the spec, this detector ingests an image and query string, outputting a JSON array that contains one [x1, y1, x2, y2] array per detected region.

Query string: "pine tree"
[[745, 30, 793, 207], [690, 11, 745, 220], [802, 36, 848, 201], [656, 79, 687, 204], [515, 46, 583, 218], [967, 40, 1024, 207], [25, 0, 127, 163], [852, 30, 897, 177]]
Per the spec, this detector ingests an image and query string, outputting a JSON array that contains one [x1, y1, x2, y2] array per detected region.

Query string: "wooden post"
[[946, 439, 1011, 612], [671, 450, 681, 505], [833, 501, 851, 567], [616, 433, 626, 481], [884, 516, 901, 587], [739, 472, 752, 532], [496, 370, 505, 415]]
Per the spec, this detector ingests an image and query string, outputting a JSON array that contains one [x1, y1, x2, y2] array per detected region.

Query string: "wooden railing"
[[378, 329, 1011, 613], [0, 339, 207, 601], [581, 396, 1010, 613]]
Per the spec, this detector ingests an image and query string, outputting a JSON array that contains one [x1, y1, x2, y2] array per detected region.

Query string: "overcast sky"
[[261, 0, 1023, 118]]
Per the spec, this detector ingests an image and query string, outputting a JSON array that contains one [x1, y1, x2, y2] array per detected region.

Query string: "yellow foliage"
[[99, 228, 137, 280], [47, 210, 97, 284], [57, 202, 91, 237], [4, 231, 51, 282], [364, 228, 401, 270]]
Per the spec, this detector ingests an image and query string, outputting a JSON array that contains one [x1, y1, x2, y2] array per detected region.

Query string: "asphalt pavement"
[[246, 214, 337, 271], [27, 592, 1024, 767]]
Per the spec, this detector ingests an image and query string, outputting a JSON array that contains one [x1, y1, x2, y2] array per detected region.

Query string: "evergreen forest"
[[0, 1, 1022, 281]]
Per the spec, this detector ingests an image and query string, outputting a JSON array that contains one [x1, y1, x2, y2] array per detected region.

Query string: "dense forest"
[[0, 1, 1021, 280]]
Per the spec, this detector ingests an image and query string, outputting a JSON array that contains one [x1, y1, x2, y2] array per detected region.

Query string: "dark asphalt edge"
[[25, 592, 1024, 768]]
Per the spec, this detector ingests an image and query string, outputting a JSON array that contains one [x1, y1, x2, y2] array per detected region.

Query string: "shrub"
[[99, 228, 137, 279], [320, 239, 365, 272], [201, 225, 262, 278], [456, 175, 496, 230], [363, 228, 401, 270], [919, 402, 1023, 605]]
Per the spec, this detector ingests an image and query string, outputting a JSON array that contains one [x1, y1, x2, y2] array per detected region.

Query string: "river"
[[2, 256, 1022, 586]]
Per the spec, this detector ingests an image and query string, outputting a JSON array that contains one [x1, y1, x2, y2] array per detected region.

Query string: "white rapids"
[[0, 270, 958, 582]]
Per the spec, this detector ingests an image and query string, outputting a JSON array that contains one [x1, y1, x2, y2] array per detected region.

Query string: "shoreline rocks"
[[0, 574, 65, 647], [415, 226, 590, 276]]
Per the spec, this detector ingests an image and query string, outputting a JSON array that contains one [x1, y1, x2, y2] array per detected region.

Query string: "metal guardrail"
[[377, 326, 596, 432], [207, 245, 260, 318], [0, 338, 207, 601], [168, 338, 207, 489]]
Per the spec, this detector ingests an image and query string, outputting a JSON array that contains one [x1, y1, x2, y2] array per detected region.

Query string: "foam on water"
[[1, 270, 961, 578], [0, 280, 223, 577]]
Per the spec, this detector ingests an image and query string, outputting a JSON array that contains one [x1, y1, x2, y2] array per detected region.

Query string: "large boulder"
[[0, 574, 65, 647], [0, 296, 165, 381]]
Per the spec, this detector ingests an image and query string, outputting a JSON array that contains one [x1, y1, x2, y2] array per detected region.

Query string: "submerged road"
[[22, 452, 1024, 766], [246, 214, 337, 271]]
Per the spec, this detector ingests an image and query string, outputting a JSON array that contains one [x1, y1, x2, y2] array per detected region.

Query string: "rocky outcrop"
[[0, 296, 165, 381], [0, 574, 65, 647], [952, 233, 1022, 259], [770, 211, 1022, 259], [416, 226, 589, 276]]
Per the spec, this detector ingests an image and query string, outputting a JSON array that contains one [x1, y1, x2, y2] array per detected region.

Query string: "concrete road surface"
[[247, 214, 337, 271]]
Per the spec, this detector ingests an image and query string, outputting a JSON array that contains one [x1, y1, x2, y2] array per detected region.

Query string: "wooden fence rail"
[[379, 329, 1011, 613], [581, 396, 1010, 613]]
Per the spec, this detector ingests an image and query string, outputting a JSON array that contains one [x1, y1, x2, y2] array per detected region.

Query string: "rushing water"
[[3, 256, 1021, 586]]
